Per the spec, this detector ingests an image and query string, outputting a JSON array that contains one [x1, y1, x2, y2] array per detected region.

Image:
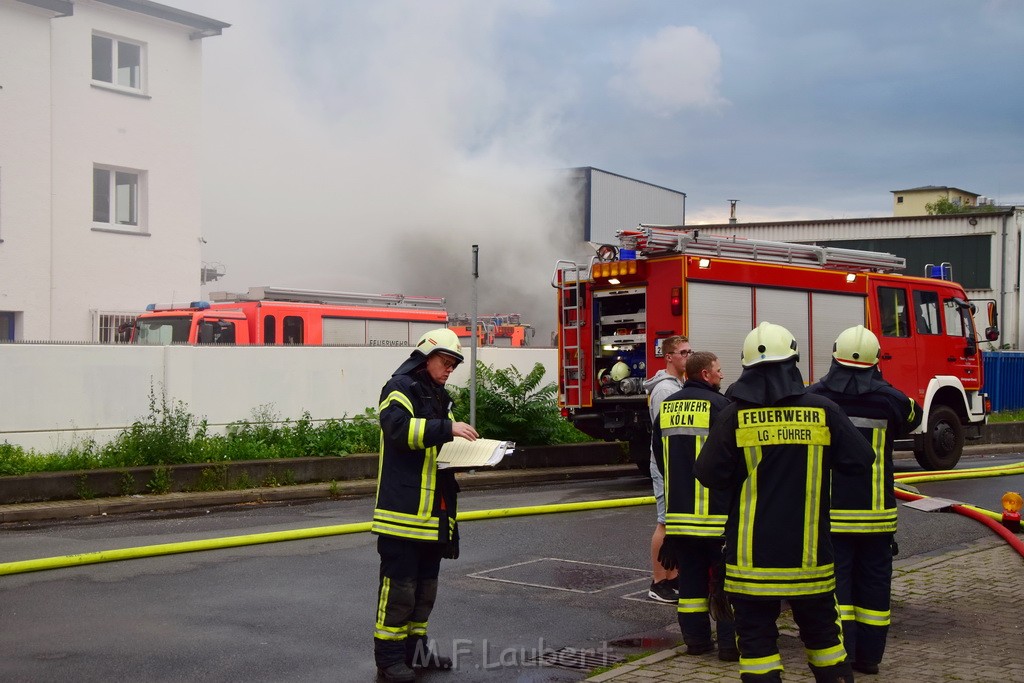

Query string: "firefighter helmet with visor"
[[415, 328, 465, 364], [741, 322, 799, 367], [833, 325, 881, 368]]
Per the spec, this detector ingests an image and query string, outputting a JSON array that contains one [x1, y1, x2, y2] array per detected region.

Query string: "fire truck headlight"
[[846, 273, 857, 283], [608, 278, 620, 285], [698, 258, 711, 269]]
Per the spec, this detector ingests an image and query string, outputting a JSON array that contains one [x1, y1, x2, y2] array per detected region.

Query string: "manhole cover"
[[523, 647, 625, 671], [469, 558, 646, 593]]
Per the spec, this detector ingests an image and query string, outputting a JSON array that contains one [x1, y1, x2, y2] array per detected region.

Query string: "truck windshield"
[[134, 317, 192, 345]]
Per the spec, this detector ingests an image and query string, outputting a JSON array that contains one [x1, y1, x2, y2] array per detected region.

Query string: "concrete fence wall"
[[0, 344, 558, 452]]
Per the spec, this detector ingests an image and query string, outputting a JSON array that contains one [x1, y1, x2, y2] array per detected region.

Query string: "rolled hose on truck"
[[894, 460, 1024, 558], [4, 460, 1024, 577]]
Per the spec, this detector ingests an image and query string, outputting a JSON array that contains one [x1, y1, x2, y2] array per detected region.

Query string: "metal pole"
[[470, 245, 479, 427]]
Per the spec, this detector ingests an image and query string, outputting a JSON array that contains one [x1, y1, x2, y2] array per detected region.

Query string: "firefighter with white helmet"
[[372, 328, 478, 682], [695, 322, 875, 683], [809, 325, 922, 676]]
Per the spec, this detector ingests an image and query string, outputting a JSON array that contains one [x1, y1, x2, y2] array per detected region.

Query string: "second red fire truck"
[[553, 225, 998, 471]]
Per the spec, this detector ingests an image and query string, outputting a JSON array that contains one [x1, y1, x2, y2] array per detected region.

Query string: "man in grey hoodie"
[[642, 334, 691, 602]]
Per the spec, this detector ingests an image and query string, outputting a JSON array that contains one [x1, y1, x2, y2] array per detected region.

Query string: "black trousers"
[[373, 535, 444, 668], [673, 536, 735, 649], [833, 533, 893, 666], [732, 594, 851, 683]]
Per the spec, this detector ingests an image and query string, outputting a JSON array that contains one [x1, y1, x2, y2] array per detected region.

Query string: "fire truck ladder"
[[209, 286, 447, 309], [551, 260, 587, 409], [621, 225, 906, 273]]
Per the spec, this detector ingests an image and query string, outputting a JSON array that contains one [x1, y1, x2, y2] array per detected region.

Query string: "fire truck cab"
[[132, 287, 448, 347], [553, 226, 995, 471]]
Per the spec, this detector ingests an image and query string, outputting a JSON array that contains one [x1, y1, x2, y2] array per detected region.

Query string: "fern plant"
[[450, 362, 590, 446]]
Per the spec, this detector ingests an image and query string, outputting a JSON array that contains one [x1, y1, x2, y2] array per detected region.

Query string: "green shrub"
[[450, 362, 591, 446]]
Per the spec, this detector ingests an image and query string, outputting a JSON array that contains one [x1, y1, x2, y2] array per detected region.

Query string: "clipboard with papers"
[[437, 437, 515, 469]]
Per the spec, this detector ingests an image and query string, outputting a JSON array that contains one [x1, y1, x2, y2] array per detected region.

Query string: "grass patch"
[[990, 409, 1024, 423]]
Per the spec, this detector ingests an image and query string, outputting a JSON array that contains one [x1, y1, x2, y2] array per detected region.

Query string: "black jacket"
[[653, 378, 732, 537], [809, 361, 923, 534], [695, 364, 875, 598], [371, 359, 459, 543]]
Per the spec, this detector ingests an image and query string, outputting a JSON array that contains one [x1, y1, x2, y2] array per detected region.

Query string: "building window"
[[93, 166, 144, 228], [92, 34, 144, 90], [896, 196, 904, 204], [93, 311, 137, 343]]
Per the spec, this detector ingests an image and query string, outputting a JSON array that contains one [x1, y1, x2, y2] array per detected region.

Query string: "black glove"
[[442, 537, 459, 560], [657, 536, 681, 571]]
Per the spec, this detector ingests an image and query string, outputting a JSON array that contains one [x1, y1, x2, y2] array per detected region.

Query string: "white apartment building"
[[0, 0, 227, 341]]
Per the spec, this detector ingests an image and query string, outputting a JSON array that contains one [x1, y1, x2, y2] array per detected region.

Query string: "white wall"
[[0, 1, 56, 339], [0, 345, 557, 452]]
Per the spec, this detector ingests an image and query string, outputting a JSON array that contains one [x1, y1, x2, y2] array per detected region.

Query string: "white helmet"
[[610, 361, 631, 381], [833, 325, 880, 368], [415, 328, 464, 363], [741, 322, 799, 367]]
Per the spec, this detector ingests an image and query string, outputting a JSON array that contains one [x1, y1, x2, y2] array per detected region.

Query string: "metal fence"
[[983, 351, 1024, 413]]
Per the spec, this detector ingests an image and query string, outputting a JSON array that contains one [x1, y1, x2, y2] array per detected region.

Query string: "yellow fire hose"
[[0, 496, 655, 577], [3, 458, 1021, 578]]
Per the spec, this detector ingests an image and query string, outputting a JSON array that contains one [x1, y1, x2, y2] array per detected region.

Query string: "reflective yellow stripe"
[[677, 597, 708, 613], [737, 446, 761, 567], [374, 578, 409, 640], [725, 562, 835, 597], [725, 577, 835, 597], [380, 391, 414, 415], [854, 606, 890, 626], [907, 397, 917, 425], [739, 653, 784, 675], [806, 643, 847, 667], [803, 445, 824, 568], [371, 522, 441, 540], [831, 507, 897, 533], [664, 513, 727, 537], [419, 445, 436, 517], [871, 426, 886, 509], [408, 620, 428, 636], [839, 603, 855, 621], [407, 417, 427, 450]]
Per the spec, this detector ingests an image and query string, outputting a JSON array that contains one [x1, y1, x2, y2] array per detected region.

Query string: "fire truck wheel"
[[913, 405, 964, 471]]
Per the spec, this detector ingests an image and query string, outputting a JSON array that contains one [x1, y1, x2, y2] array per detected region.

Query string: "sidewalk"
[[588, 538, 1024, 682]]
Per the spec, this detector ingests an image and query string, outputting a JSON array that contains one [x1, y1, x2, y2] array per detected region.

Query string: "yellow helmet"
[[415, 328, 464, 363], [833, 325, 880, 368], [741, 321, 799, 367], [610, 361, 631, 381]]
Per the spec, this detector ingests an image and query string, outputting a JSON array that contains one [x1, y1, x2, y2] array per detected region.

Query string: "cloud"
[[608, 25, 727, 116]]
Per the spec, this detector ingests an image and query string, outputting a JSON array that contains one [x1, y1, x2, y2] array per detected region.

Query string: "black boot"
[[407, 636, 453, 670], [376, 638, 415, 682], [377, 661, 415, 682]]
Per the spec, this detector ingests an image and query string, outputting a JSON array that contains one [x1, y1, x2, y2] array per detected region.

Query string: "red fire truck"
[[130, 286, 448, 347], [449, 313, 535, 347], [552, 226, 999, 471]]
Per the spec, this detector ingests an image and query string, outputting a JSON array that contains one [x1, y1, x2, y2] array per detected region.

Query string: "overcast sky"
[[173, 1, 1024, 332]]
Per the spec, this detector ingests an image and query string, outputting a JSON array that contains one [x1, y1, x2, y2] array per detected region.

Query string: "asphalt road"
[[1, 452, 1021, 683]]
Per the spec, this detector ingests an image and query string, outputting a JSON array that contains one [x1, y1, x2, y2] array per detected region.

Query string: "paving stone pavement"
[[588, 538, 1024, 682]]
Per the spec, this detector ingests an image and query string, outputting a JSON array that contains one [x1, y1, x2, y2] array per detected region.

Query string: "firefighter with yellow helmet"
[[695, 322, 874, 683], [372, 328, 479, 682], [808, 325, 922, 676]]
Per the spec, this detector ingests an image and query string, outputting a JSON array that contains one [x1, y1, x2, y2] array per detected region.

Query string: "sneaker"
[[648, 580, 678, 603]]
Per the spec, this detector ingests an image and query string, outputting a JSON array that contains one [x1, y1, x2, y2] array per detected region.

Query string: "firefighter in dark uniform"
[[372, 329, 479, 682], [653, 351, 738, 661], [808, 325, 922, 676], [694, 322, 875, 683]]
